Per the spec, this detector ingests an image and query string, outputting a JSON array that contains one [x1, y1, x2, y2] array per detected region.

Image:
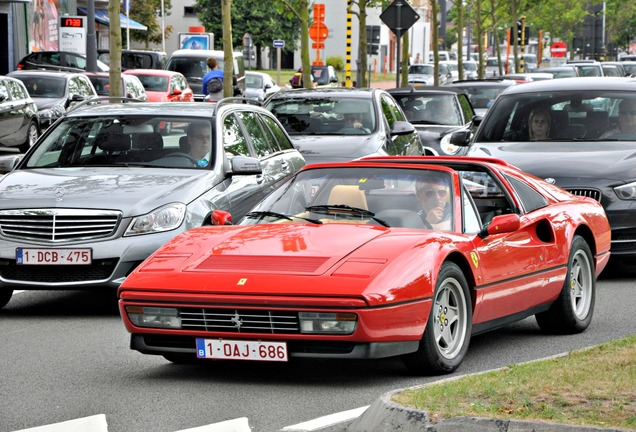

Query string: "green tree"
[[274, 0, 311, 88], [347, 0, 383, 88], [600, 0, 636, 56], [431, 0, 440, 85], [196, 0, 301, 69], [222, 0, 233, 97], [126, 0, 174, 49], [108, 0, 122, 97], [456, 0, 464, 79], [526, 0, 591, 60]]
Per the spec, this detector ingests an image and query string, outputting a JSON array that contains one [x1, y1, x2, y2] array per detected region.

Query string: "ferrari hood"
[[468, 141, 636, 181], [0, 168, 220, 215], [179, 224, 388, 275], [127, 223, 443, 300], [290, 135, 382, 164]]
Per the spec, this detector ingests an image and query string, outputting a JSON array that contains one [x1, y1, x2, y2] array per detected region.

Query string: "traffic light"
[[513, 20, 530, 46], [366, 25, 380, 44], [366, 25, 380, 55]]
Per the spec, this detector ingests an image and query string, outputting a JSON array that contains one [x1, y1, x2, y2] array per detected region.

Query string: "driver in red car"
[[416, 175, 452, 230]]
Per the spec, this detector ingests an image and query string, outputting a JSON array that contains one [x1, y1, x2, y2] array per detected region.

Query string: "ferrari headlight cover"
[[125, 202, 186, 236], [126, 306, 181, 329], [614, 182, 636, 200], [299, 312, 357, 334]]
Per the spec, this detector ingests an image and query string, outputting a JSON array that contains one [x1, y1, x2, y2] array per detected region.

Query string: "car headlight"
[[439, 131, 462, 155], [299, 312, 357, 334], [125, 202, 186, 236], [614, 182, 636, 200], [126, 306, 182, 328], [39, 105, 65, 120]]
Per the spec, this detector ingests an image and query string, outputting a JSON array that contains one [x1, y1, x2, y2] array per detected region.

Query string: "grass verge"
[[392, 334, 636, 430]]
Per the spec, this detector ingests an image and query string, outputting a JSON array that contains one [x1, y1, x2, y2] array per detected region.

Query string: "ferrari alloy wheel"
[[403, 261, 472, 375], [536, 235, 595, 334], [0, 288, 13, 309]]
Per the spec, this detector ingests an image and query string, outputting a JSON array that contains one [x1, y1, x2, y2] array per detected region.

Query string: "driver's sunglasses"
[[419, 189, 448, 198]]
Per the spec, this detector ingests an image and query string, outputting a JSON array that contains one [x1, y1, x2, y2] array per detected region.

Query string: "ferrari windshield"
[[240, 166, 455, 230], [24, 115, 214, 169], [476, 90, 636, 142]]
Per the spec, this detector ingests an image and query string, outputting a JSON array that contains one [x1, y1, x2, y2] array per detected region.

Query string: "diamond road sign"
[[380, 0, 420, 36]]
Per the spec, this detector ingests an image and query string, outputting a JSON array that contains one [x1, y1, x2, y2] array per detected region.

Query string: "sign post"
[[550, 41, 567, 67], [243, 33, 252, 70], [273, 39, 285, 85], [380, 0, 420, 88], [58, 16, 86, 55]]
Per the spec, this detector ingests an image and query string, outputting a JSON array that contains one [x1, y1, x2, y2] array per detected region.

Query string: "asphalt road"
[[0, 267, 634, 432]]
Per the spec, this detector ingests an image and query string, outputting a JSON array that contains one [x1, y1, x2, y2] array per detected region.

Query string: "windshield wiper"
[[245, 211, 322, 224], [305, 205, 389, 227]]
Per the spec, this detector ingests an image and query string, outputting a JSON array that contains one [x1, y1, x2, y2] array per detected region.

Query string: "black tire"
[[536, 235, 595, 334], [18, 121, 39, 153], [402, 262, 472, 375], [0, 289, 14, 309]]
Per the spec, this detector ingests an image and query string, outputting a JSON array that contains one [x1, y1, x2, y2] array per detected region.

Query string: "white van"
[[166, 49, 246, 101], [428, 51, 451, 62]]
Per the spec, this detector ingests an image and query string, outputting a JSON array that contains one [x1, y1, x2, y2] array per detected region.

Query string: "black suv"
[[97, 49, 168, 71], [387, 86, 478, 156], [16, 51, 109, 73]]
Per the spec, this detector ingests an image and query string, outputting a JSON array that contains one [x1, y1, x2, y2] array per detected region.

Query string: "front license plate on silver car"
[[16, 248, 92, 265], [196, 339, 288, 362]]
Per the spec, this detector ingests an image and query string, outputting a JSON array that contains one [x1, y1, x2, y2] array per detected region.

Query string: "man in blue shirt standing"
[[202, 57, 224, 101]]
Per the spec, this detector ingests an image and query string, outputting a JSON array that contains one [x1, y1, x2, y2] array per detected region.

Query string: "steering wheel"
[[165, 152, 200, 165]]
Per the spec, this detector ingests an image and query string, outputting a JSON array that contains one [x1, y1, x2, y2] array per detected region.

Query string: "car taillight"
[[16, 63, 25, 70]]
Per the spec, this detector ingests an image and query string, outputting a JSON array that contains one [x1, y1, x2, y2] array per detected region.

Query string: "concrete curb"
[[288, 348, 633, 432], [346, 387, 632, 431]]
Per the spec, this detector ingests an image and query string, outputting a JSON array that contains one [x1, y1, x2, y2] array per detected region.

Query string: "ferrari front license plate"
[[196, 339, 288, 362], [16, 248, 92, 265]]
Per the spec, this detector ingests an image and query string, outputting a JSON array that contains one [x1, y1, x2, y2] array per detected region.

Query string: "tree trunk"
[[222, 0, 234, 98], [108, 0, 122, 98]]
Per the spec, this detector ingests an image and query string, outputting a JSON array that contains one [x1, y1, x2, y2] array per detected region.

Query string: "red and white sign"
[[550, 41, 567, 58]]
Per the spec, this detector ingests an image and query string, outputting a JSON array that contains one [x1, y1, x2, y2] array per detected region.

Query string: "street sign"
[[243, 32, 252, 49], [551, 41, 567, 58], [58, 16, 86, 55], [309, 22, 328, 43], [380, 0, 419, 36], [273, 39, 285, 48]]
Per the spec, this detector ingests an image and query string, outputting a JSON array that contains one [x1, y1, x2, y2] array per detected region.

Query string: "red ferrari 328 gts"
[[118, 156, 611, 375]]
